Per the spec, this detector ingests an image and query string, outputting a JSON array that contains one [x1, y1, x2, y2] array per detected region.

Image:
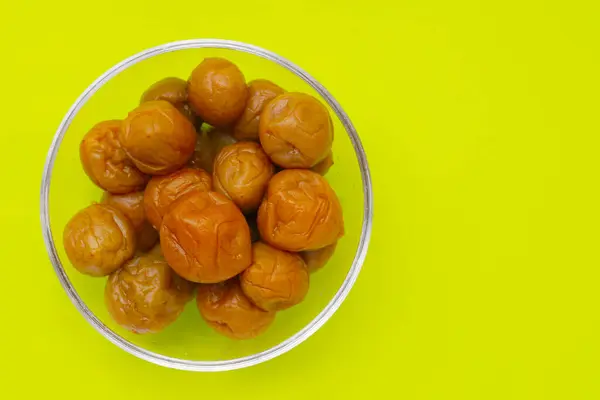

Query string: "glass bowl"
[[40, 39, 373, 371]]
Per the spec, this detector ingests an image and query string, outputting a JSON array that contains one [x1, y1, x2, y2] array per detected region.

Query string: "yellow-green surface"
[[1, 1, 600, 399]]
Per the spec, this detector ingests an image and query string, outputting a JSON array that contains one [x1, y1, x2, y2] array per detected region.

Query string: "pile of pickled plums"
[[63, 58, 343, 339]]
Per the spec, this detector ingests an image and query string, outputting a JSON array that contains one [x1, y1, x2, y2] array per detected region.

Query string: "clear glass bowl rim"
[[40, 39, 373, 372]]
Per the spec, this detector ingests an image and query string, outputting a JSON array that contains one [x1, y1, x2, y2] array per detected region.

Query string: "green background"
[[2, 1, 600, 399]]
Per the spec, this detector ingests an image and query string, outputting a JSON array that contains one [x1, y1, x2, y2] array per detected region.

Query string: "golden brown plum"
[[259, 93, 333, 168], [102, 191, 158, 252], [257, 169, 344, 251], [105, 255, 194, 334], [80, 120, 148, 193], [311, 151, 334, 175], [197, 279, 275, 340], [63, 204, 136, 276], [143, 168, 212, 229], [241, 242, 309, 311], [140, 77, 199, 124], [160, 191, 252, 283], [187, 58, 248, 127], [120, 100, 196, 175], [301, 242, 338, 273], [233, 79, 284, 141], [187, 128, 237, 173], [213, 141, 274, 213]]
